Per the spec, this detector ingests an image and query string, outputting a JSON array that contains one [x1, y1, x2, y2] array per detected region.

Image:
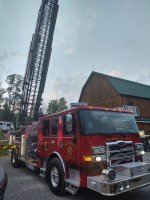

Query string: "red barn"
[[79, 71, 150, 134]]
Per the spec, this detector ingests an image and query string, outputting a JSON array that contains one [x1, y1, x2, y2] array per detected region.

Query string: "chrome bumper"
[[87, 162, 150, 196]]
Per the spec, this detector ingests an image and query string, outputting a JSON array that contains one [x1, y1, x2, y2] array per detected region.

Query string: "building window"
[[128, 102, 134, 106]]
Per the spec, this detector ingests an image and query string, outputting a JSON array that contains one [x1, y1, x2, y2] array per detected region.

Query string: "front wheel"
[[47, 158, 66, 195]]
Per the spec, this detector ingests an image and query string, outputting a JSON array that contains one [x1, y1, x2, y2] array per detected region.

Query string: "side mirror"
[[66, 114, 72, 132]]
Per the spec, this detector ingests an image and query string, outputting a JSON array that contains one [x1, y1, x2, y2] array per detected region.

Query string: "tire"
[[11, 150, 21, 168], [47, 158, 66, 195]]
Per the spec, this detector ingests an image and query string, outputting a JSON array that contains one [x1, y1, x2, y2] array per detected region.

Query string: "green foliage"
[[0, 74, 23, 128], [47, 97, 68, 114], [6, 74, 23, 113], [1, 103, 12, 121], [0, 131, 8, 157], [0, 83, 6, 109], [0, 150, 8, 157], [0, 102, 16, 129]]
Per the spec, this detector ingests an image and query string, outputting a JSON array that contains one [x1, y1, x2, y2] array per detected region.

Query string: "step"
[[26, 161, 35, 170], [65, 178, 79, 195], [40, 167, 46, 172], [66, 178, 80, 187], [39, 167, 46, 178]]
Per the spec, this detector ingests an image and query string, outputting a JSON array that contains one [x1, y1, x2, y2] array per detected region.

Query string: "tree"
[[5, 74, 23, 113], [0, 102, 17, 128], [47, 97, 68, 114], [0, 83, 5, 109], [1, 103, 12, 121]]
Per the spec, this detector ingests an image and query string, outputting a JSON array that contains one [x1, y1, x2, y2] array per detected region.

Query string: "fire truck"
[[2, 0, 150, 196], [9, 104, 150, 196]]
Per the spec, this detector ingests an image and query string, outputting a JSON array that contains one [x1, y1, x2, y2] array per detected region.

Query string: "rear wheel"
[[11, 150, 22, 168], [47, 158, 66, 195]]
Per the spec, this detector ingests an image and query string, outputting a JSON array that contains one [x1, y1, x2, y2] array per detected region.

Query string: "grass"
[[0, 131, 8, 157]]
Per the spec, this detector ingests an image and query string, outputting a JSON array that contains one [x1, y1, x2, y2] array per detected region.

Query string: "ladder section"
[[20, 0, 59, 125]]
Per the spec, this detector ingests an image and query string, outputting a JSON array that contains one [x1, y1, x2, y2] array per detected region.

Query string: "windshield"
[[79, 110, 138, 135]]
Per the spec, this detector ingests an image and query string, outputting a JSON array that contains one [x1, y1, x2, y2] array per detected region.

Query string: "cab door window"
[[51, 117, 59, 135], [63, 113, 76, 135], [43, 120, 50, 137]]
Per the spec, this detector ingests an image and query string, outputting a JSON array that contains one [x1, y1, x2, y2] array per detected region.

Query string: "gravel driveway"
[[0, 154, 150, 200]]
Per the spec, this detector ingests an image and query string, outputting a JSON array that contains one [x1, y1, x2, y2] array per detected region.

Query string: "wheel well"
[[46, 153, 66, 176]]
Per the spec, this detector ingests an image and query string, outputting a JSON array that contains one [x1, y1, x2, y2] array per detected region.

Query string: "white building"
[[0, 121, 14, 131]]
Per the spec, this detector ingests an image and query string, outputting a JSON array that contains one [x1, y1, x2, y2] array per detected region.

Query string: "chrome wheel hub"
[[12, 154, 15, 164], [51, 166, 59, 187]]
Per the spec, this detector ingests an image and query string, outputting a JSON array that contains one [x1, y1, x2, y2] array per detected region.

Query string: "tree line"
[[0, 74, 68, 128]]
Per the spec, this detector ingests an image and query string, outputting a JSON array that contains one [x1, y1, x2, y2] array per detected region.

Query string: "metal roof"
[[80, 72, 150, 99]]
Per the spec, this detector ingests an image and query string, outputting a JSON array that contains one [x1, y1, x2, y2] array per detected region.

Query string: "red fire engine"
[[9, 104, 150, 196], [1, 0, 150, 196]]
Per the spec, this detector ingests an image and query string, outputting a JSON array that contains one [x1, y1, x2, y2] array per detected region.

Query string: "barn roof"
[[79, 71, 150, 100]]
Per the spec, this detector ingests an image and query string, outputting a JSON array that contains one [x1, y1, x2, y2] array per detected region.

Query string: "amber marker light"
[[83, 156, 93, 162]]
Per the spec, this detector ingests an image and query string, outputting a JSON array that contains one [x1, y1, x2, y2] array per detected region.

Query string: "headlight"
[[83, 155, 106, 162], [118, 182, 124, 191], [141, 150, 145, 155], [95, 156, 102, 161], [136, 150, 145, 156], [92, 146, 105, 154], [125, 181, 130, 189], [102, 168, 116, 181], [135, 143, 145, 156], [135, 143, 144, 150], [95, 155, 106, 161]]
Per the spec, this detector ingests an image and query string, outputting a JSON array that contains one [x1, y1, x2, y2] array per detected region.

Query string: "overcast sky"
[[0, 0, 150, 105]]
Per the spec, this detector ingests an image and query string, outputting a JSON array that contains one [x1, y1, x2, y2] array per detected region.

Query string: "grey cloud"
[[52, 75, 87, 103], [135, 73, 150, 85], [0, 52, 8, 61], [114, 40, 141, 48], [0, 51, 26, 62]]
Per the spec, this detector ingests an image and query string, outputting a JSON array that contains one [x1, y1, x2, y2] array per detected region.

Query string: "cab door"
[[49, 113, 79, 167], [49, 116, 60, 153], [38, 119, 51, 160], [62, 113, 79, 166]]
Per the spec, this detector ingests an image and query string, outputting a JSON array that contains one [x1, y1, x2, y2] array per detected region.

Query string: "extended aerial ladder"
[[19, 0, 59, 125]]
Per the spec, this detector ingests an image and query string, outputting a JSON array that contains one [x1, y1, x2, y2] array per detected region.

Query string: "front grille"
[[106, 141, 134, 167]]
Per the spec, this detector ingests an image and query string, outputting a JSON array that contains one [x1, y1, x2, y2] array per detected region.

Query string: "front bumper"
[[87, 162, 150, 196]]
